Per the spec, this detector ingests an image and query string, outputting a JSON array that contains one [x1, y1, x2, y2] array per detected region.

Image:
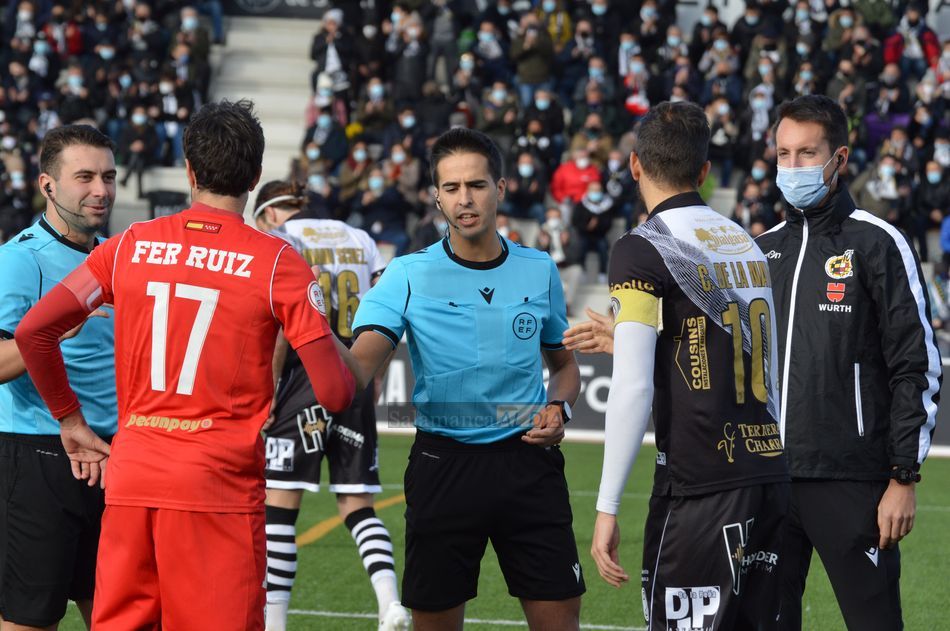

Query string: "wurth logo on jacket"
[[756, 189, 941, 480]]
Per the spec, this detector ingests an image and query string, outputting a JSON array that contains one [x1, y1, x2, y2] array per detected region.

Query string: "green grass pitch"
[[59, 434, 950, 629]]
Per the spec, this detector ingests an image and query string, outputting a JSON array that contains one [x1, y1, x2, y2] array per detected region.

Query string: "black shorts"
[[402, 431, 586, 611], [264, 366, 380, 494], [641, 482, 790, 631], [0, 433, 105, 627]]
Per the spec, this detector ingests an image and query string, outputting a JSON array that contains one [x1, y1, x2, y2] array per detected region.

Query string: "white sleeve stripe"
[[269, 245, 289, 322], [850, 210, 940, 463], [760, 220, 787, 236]]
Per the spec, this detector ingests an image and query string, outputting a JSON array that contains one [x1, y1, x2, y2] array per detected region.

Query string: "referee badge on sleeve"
[[307, 281, 327, 316]]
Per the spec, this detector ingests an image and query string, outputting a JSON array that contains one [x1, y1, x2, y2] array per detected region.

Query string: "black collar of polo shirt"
[[442, 235, 509, 270], [648, 191, 707, 218], [39, 215, 100, 254]]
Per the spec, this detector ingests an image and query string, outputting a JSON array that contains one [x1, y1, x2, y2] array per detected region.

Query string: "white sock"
[[265, 597, 289, 631], [371, 569, 400, 618]]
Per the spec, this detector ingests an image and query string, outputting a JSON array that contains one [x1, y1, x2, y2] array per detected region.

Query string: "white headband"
[[253, 194, 300, 218]]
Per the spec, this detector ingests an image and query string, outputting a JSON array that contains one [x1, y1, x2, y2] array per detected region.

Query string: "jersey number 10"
[[146, 281, 220, 395], [721, 299, 772, 405]]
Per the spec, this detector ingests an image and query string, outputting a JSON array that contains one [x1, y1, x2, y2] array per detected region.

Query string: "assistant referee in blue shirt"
[[351, 128, 584, 630], [0, 125, 117, 629]]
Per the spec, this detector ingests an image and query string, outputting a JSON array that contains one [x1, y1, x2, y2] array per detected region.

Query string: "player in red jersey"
[[15, 100, 359, 630]]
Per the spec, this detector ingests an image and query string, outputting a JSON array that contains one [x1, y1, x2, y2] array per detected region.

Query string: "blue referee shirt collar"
[[442, 234, 509, 270], [39, 214, 101, 254]]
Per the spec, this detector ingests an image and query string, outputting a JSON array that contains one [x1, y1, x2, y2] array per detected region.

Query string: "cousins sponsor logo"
[[825, 249, 855, 279], [694, 224, 753, 255], [125, 413, 213, 433], [664, 586, 721, 631], [675, 317, 710, 391]]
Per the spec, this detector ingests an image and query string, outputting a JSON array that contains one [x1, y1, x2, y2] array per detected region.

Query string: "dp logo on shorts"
[[664, 586, 720, 631]]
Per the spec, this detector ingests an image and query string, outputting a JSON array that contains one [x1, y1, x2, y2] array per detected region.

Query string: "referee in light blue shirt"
[[0, 125, 117, 629], [351, 128, 584, 630]]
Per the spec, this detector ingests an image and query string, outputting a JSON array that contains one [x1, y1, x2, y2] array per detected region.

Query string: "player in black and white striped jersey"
[[253, 180, 409, 631]]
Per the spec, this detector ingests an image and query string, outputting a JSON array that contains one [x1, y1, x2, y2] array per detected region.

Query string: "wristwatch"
[[548, 400, 572, 424], [890, 466, 921, 485]]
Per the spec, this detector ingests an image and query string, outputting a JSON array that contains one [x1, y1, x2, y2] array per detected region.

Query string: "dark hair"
[[253, 180, 307, 218], [40, 124, 115, 178], [774, 95, 849, 153], [183, 99, 264, 198], [634, 101, 710, 189], [429, 127, 504, 186]]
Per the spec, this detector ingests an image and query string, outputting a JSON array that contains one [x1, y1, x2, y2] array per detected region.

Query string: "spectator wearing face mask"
[[824, 6, 861, 54], [356, 166, 412, 255], [851, 154, 912, 225], [699, 29, 739, 80], [732, 180, 776, 236], [118, 106, 159, 199], [354, 22, 385, 90], [476, 81, 518, 155], [453, 52, 486, 113], [536, 0, 574, 55], [919, 160, 950, 230], [151, 69, 193, 166], [305, 172, 342, 220], [737, 158, 781, 212], [536, 207, 583, 315], [930, 132, 950, 171], [603, 149, 638, 227], [471, 21, 510, 85], [503, 152, 546, 224], [555, 18, 599, 106], [730, 4, 766, 68], [56, 63, 95, 124], [522, 88, 565, 140], [389, 16, 430, 104], [381, 107, 426, 161], [569, 112, 613, 169], [355, 77, 395, 143], [551, 148, 600, 206], [572, 55, 617, 105], [513, 117, 560, 175], [706, 97, 739, 186], [82, 11, 116, 52], [302, 107, 348, 170], [310, 9, 353, 93], [510, 13, 555, 108], [883, 3, 940, 81], [41, 4, 84, 58], [381, 144, 422, 210], [571, 179, 614, 284], [701, 58, 743, 109], [584, 0, 621, 66], [633, 0, 666, 59], [339, 141, 374, 208], [880, 127, 919, 176], [873, 63, 912, 116], [171, 6, 211, 66], [689, 6, 725, 65], [126, 3, 166, 63], [423, 0, 461, 87]]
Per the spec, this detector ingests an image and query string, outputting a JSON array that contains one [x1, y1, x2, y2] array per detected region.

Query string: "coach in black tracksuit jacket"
[[757, 95, 941, 630]]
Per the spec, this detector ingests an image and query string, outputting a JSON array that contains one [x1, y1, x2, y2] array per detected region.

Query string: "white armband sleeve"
[[595, 320, 656, 515]]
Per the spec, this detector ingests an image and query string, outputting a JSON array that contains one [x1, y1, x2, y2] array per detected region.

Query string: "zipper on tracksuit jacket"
[[780, 216, 808, 444], [854, 362, 865, 436]]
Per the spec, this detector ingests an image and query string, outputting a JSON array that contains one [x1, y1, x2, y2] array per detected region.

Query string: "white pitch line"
[[287, 609, 643, 630]]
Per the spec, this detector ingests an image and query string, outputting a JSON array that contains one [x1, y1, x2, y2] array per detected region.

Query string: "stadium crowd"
[[0, 0, 224, 240]]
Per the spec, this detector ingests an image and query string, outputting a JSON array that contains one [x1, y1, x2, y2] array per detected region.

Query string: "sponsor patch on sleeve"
[[610, 287, 661, 330], [307, 281, 327, 315]]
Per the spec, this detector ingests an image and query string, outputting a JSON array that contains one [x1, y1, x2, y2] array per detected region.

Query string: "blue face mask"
[[927, 171, 942, 185], [592, 4, 606, 16], [35, 41, 50, 55], [796, 9, 809, 22], [306, 147, 320, 161], [667, 36, 681, 48], [353, 149, 367, 162], [620, 40, 634, 51], [492, 89, 507, 102], [309, 175, 326, 190], [879, 165, 896, 179], [796, 43, 809, 56], [758, 64, 771, 77], [543, 1, 557, 13], [751, 167, 767, 181], [317, 114, 332, 129], [183, 16, 198, 31], [498, 5, 510, 16], [119, 74, 133, 89], [701, 15, 713, 27], [368, 176, 385, 191], [588, 190, 604, 203], [67, 75, 83, 88], [369, 84, 385, 99], [132, 113, 148, 126], [100, 48, 115, 60], [631, 61, 645, 74], [776, 152, 839, 210], [800, 70, 813, 81], [746, 14, 759, 25], [392, 152, 406, 164], [478, 31, 494, 44], [535, 98, 550, 111], [714, 39, 729, 52], [518, 163, 534, 178], [460, 58, 474, 71], [402, 115, 416, 128], [839, 15, 853, 29], [588, 67, 604, 80]]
